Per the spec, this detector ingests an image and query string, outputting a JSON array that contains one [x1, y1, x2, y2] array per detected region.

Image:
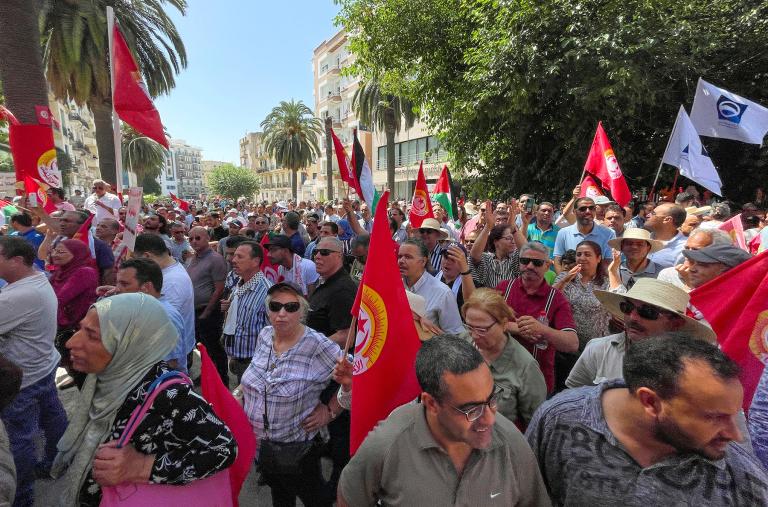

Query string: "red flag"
[[718, 214, 748, 251], [583, 122, 631, 206], [350, 190, 422, 454], [8, 124, 63, 195], [331, 127, 361, 197], [259, 233, 279, 283], [72, 212, 94, 245], [23, 176, 57, 213], [169, 192, 190, 212], [579, 174, 605, 200], [408, 161, 434, 228], [690, 251, 768, 412], [112, 24, 168, 148], [198, 344, 255, 506]]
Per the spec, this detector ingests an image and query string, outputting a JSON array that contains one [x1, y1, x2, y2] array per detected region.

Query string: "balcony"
[[320, 64, 341, 77]]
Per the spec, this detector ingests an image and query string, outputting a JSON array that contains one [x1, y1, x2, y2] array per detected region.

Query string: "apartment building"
[[159, 139, 204, 200], [48, 93, 101, 195]]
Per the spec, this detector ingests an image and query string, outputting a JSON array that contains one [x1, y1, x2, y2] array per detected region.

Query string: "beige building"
[[159, 139, 204, 200], [238, 131, 308, 202], [312, 29, 447, 203], [201, 160, 227, 188]]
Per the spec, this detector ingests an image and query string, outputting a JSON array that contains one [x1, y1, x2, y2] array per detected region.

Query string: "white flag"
[[690, 77, 768, 145], [662, 106, 723, 196]]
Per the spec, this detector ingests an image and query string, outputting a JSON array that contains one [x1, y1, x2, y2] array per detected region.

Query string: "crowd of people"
[[0, 177, 767, 506]]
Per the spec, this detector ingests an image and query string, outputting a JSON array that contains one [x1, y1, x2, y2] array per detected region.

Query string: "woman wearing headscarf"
[[51, 293, 236, 506]]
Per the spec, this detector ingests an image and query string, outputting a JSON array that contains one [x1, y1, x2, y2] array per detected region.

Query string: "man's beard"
[[653, 414, 726, 460]]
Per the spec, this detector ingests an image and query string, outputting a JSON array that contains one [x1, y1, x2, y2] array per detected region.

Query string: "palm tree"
[[260, 100, 323, 200], [40, 0, 187, 187], [0, 0, 50, 124], [122, 125, 167, 183], [353, 79, 417, 199]]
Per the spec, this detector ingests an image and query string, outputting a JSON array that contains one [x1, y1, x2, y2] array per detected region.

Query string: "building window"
[[376, 135, 443, 169]]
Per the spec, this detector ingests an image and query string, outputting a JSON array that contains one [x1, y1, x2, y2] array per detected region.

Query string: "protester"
[[168, 221, 192, 262], [553, 197, 615, 273], [565, 278, 716, 388], [83, 179, 121, 225], [221, 241, 272, 383], [207, 212, 228, 241], [9, 213, 45, 269], [680, 212, 703, 236], [238, 283, 339, 507], [750, 366, 768, 470], [51, 293, 237, 506], [68, 189, 85, 209], [0, 354, 22, 506], [524, 201, 560, 259], [389, 206, 408, 243], [337, 334, 549, 506], [94, 217, 120, 253], [606, 228, 663, 290], [603, 203, 626, 237], [645, 202, 688, 268], [436, 243, 476, 311], [414, 218, 447, 272], [628, 201, 655, 229], [469, 204, 521, 287], [279, 211, 306, 257], [498, 242, 578, 393], [681, 243, 752, 289], [266, 234, 319, 297], [399, 238, 464, 334], [348, 234, 369, 281], [303, 212, 322, 259], [656, 228, 732, 290], [527, 335, 768, 504], [699, 202, 730, 229]]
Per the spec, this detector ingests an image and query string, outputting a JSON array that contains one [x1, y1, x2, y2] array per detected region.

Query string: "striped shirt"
[[469, 250, 520, 288], [241, 326, 340, 442], [223, 272, 272, 358], [428, 244, 444, 273], [526, 223, 560, 259]]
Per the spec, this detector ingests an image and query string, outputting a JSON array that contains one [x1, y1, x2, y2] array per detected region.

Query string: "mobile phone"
[[525, 198, 535, 213]]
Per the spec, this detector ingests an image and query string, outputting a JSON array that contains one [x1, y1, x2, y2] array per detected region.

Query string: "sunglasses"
[[315, 249, 339, 256], [577, 205, 596, 212], [519, 257, 546, 267], [418, 228, 437, 234], [268, 301, 301, 313], [619, 300, 676, 320]]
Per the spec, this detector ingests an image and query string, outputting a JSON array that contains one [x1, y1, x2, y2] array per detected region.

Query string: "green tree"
[[260, 100, 323, 200], [56, 147, 73, 188], [353, 79, 416, 199], [338, 0, 768, 201], [208, 163, 260, 201], [141, 174, 161, 195], [122, 125, 167, 183], [40, 0, 187, 187]]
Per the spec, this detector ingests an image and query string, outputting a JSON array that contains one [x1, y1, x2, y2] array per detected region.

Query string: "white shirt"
[[279, 257, 320, 296], [84, 192, 121, 224]]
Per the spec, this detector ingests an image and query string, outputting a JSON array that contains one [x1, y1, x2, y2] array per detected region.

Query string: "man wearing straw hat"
[[607, 228, 664, 291], [416, 218, 450, 273], [566, 278, 716, 389]]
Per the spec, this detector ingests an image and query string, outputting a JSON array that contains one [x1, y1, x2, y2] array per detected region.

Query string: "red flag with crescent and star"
[[408, 161, 434, 228], [690, 251, 768, 412], [583, 122, 631, 206], [349, 190, 422, 454]]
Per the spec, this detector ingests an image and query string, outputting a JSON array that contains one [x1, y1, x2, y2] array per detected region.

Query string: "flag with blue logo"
[[690, 78, 768, 145], [662, 105, 723, 195]]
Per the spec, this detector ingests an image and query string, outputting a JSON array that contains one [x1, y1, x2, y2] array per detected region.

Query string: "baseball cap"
[[682, 243, 752, 267], [264, 234, 292, 251]]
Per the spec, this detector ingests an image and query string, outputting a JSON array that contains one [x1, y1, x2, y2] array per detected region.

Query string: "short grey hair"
[[265, 289, 310, 323], [415, 334, 485, 401], [711, 203, 731, 220], [317, 236, 344, 252], [519, 241, 549, 258], [689, 228, 732, 246]]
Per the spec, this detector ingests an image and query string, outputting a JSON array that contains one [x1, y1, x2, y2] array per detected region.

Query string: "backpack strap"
[[116, 371, 192, 448]]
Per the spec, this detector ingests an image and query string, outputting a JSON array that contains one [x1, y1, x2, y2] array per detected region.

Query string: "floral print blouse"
[[553, 273, 611, 351]]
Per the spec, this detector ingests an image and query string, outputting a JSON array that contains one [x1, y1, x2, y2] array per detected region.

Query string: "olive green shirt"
[[490, 334, 548, 425], [339, 402, 551, 507]]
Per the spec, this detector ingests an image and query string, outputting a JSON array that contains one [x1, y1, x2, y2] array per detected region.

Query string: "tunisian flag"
[[259, 233, 279, 283], [579, 174, 605, 200], [169, 192, 190, 212], [198, 344, 255, 506], [690, 251, 768, 412], [408, 161, 434, 228], [583, 122, 631, 206], [112, 24, 168, 148], [350, 191, 421, 454]]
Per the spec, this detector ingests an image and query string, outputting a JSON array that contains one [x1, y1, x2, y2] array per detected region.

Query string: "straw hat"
[[685, 205, 712, 216], [418, 218, 450, 241], [405, 291, 434, 341], [607, 228, 664, 253], [594, 278, 717, 343]]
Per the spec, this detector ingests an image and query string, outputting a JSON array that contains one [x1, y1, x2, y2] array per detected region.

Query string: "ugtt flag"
[[350, 190, 421, 454], [408, 161, 434, 228], [583, 122, 631, 207], [690, 251, 768, 412]]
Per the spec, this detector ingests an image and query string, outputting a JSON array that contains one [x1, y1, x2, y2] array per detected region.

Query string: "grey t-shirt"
[[525, 380, 768, 506], [0, 273, 59, 388]]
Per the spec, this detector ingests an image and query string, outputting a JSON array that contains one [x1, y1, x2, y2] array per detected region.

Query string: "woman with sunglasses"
[[552, 240, 612, 391], [461, 288, 546, 428], [238, 282, 340, 507]]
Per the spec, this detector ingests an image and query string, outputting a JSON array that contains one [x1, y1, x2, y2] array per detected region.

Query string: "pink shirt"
[[56, 201, 76, 211]]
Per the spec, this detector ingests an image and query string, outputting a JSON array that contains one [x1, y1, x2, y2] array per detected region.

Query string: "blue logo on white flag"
[[682, 144, 710, 158], [717, 95, 748, 125]]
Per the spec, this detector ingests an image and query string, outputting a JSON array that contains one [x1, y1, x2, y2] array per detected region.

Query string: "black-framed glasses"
[[519, 257, 546, 267], [268, 301, 301, 313], [577, 205, 596, 212], [464, 321, 497, 336], [619, 300, 676, 321], [447, 385, 502, 422], [315, 249, 339, 257]]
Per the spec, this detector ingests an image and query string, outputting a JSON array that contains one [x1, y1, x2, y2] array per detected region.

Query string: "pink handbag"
[[99, 372, 234, 507]]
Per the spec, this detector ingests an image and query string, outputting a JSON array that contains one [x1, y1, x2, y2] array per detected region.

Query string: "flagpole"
[[106, 6, 124, 196], [650, 112, 679, 199]]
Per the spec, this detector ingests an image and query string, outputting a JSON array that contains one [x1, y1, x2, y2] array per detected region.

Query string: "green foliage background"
[[208, 163, 260, 200]]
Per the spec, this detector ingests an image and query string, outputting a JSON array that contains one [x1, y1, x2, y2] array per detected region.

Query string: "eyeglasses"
[[619, 300, 676, 320], [577, 205, 596, 212], [418, 228, 436, 234], [446, 386, 502, 422], [315, 249, 339, 256], [464, 321, 497, 335], [268, 301, 301, 313], [500, 235, 515, 241], [254, 221, 267, 225], [519, 257, 546, 267]]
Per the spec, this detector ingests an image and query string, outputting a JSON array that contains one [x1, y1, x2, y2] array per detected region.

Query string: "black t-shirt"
[[210, 225, 228, 241], [307, 268, 357, 337]]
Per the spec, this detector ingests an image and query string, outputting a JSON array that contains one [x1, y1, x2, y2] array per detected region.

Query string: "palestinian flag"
[[350, 129, 375, 205], [432, 165, 458, 220]]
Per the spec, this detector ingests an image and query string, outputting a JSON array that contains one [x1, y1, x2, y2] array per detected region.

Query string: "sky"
[[154, 0, 341, 164]]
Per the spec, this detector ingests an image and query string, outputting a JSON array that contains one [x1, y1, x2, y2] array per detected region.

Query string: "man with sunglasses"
[[553, 197, 615, 273], [265, 235, 319, 297], [83, 178, 121, 225], [566, 278, 715, 389], [338, 334, 549, 507], [498, 242, 578, 393]]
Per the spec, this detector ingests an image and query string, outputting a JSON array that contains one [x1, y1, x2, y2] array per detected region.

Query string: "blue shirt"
[[648, 232, 687, 269], [11, 228, 45, 269], [289, 231, 306, 257], [553, 222, 616, 259], [223, 272, 272, 358], [159, 297, 188, 373], [749, 366, 768, 470]]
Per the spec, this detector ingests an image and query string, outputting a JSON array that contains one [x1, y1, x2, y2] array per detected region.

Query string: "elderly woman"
[[51, 293, 236, 506], [552, 240, 612, 390], [462, 288, 547, 427], [239, 282, 340, 507]]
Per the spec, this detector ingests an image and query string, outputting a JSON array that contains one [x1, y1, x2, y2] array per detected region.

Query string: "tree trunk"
[[325, 116, 333, 201], [291, 168, 298, 201], [385, 108, 397, 199], [92, 100, 118, 187], [0, 0, 49, 124]]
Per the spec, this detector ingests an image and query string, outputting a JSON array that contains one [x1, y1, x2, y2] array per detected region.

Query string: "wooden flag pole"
[[343, 316, 357, 354]]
